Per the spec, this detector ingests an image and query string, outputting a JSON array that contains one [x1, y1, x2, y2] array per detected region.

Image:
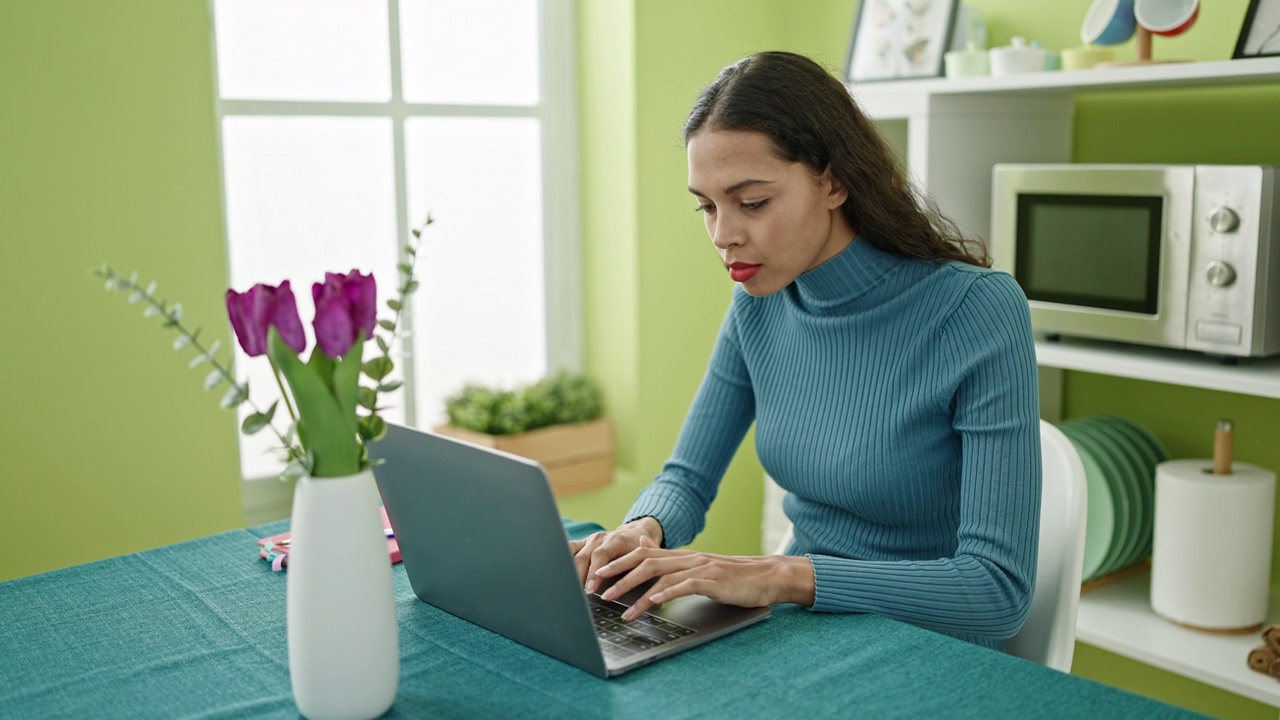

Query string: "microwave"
[[992, 164, 1280, 358]]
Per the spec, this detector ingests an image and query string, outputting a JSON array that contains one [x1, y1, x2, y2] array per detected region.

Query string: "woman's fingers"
[[571, 532, 606, 586]]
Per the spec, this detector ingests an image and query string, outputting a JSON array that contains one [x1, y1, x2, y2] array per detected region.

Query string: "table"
[[0, 521, 1202, 719]]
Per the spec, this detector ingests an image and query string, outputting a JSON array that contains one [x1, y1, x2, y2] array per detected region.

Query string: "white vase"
[[287, 469, 399, 720]]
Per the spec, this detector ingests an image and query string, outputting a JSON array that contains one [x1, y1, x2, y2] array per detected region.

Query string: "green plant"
[[94, 215, 431, 480], [444, 371, 605, 435]]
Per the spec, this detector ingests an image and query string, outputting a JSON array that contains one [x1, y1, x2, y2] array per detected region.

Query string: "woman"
[[571, 51, 1040, 651]]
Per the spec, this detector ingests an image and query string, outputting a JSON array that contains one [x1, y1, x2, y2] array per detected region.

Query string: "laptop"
[[368, 423, 771, 678]]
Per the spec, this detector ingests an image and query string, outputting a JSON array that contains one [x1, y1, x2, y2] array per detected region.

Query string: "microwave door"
[[992, 164, 1194, 350]]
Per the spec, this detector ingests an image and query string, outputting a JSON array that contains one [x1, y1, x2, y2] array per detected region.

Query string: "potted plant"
[[435, 372, 613, 497]]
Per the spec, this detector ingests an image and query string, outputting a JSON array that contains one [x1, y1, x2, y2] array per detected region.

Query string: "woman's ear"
[[821, 164, 849, 209]]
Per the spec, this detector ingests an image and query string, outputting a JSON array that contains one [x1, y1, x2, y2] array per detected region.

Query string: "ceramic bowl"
[[1061, 45, 1117, 70], [1135, 0, 1199, 37], [945, 42, 991, 78], [1082, 0, 1137, 46], [989, 37, 1047, 77]]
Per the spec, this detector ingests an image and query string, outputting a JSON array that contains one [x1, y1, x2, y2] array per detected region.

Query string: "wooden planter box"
[[432, 418, 613, 498]]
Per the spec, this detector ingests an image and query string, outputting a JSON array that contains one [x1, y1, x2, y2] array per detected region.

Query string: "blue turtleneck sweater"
[[625, 238, 1041, 650]]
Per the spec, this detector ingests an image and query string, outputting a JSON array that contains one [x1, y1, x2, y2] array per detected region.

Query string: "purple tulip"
[[311, 269, 377, 358], [225, 281, 307, 357]]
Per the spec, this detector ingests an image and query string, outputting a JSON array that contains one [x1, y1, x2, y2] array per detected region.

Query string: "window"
[[211, 0, 580, 480]]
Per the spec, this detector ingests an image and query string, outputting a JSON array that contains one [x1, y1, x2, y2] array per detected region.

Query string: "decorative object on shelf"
[[1061, 45, 1117, 70], [93, 216, 434, 720], [944, 40, 990, 77], [1081, 0, 1199, 65], [988, 37, 1048, 77], [435, 372, 612, 497], [1234, 0, 1280, 59], [1150, 419, 1276, 633], [846, 0, 959, 83], [1056, 415, 1168, 586], [1246, 624, 1280, 681]]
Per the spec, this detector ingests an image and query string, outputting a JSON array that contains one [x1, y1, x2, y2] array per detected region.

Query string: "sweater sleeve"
[[624, 300, 756, 548], [807, 273, 1042, 641]]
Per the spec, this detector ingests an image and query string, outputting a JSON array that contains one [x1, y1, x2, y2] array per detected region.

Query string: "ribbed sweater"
[[625, 237, 1042, 650]]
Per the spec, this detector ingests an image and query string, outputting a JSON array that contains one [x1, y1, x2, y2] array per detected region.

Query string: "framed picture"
[[1234, 0, 1280, 59], [845, 0, 958, 83]]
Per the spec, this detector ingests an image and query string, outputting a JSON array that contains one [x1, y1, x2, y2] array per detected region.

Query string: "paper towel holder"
[[1210, 418, 1233, 475]]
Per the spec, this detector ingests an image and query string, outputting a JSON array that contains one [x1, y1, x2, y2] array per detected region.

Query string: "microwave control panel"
[[1185, 165, 1280, 356]]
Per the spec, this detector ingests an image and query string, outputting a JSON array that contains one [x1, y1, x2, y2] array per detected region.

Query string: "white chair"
[[772, 418, 1088, 672]]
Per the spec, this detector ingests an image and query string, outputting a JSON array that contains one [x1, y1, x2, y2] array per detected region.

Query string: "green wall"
[[0, 2, 243, 581]]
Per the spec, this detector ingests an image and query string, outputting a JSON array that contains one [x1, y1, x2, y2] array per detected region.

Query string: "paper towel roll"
[[1150, 459, 1276, 631]]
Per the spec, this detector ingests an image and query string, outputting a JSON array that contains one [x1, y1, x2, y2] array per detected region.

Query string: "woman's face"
[[687, 129, 855, 297]]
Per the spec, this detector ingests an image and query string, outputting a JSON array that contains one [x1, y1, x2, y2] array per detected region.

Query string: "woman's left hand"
[[592, 536, 816, 621]]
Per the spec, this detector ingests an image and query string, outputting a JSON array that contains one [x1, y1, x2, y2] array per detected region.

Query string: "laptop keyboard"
[[589, 594, 697, 661]]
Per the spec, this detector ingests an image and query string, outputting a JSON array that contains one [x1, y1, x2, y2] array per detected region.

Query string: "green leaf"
[[375, 335, 389, 353], [129, 291, 144, 304], [143, 304, 160, 318], [357, 386, 377, 410], [357, 414, 387, 442], [387, 299, 402, 312], [188, 353, 209, 369], [377, 319, 395, 332], [219, 383, 248, 409], [240, 401, 278, 435], [362, 356, 394, 381], [269, 329, 361, 477], [397, 261, 412, 275], [331, 337, 364, 436], [377, 380, 403, 393], [405, 244, 417, 255], [146, 280, 157, 295], [173, 334, 191, 351], [403, 279, 419, 294], [207, 339, 221, 360], [204, 369, 224, 391], [169, 304, 183, 322]]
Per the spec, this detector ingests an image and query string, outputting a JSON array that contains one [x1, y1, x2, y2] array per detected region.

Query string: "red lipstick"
[[727, 262, 761, 282]]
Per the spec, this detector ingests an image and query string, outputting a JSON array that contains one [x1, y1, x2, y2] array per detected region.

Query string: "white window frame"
[[209, 0, 581, 495]]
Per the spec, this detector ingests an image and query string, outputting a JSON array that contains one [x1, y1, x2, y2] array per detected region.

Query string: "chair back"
[[1006, 419, 1088, 672], [772, 419, 1088, 672]]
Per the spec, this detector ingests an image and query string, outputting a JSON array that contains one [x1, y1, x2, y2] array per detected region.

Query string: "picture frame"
[[1233, 0, 1280, 59], [845, 0, 958, 83]]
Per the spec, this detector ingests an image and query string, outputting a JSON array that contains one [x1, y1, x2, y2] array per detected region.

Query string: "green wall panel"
[[0, 2, 243, 581]]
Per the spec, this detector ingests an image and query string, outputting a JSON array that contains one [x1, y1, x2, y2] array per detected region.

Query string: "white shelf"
[[1035, 336, 1280, 400], [851, 56, 1280, 120], [1077, 570, 1280, 707]]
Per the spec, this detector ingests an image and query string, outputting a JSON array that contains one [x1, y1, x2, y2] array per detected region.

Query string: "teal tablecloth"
[[0, 520, 1201, 719]]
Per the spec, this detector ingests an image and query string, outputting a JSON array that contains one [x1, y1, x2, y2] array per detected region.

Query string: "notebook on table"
[[368, 422, 771, 678]]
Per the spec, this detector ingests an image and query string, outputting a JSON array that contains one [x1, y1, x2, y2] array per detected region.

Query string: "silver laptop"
[[369, 423, 771, 678]]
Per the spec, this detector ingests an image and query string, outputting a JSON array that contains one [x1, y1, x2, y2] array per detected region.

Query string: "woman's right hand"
[[569, 516, 664, 594]]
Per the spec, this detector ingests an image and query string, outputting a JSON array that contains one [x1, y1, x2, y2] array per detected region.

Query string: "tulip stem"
[[270, 361, 299, 426]]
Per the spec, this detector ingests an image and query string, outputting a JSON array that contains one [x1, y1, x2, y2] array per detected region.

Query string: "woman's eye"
[[742, 200, 768, 210], [695, 203, 716, 214]]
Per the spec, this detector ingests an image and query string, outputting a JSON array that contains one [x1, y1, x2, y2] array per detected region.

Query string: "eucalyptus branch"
[[92, 265, 293, 450], [356, 214, 430, 443]]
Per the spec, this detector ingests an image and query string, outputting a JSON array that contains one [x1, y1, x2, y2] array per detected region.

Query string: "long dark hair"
[[683, 51, 989, 268]]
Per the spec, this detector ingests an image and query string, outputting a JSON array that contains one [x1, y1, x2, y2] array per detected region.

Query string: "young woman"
[[570, 51, 1041, 651]]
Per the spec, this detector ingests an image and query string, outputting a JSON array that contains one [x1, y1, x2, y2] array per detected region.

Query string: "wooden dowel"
[[1136, 26, 1152, 62], [1214, 419, 1234, 475]]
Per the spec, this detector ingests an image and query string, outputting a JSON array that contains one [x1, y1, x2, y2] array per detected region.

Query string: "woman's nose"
[[711, 214, 743, 249]]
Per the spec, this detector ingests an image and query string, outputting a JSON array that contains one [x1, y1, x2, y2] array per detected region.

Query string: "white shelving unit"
[[1077, 570, 1280, 708], [846, 57, 1280, 704], [1035, 335, 1280, 399]]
